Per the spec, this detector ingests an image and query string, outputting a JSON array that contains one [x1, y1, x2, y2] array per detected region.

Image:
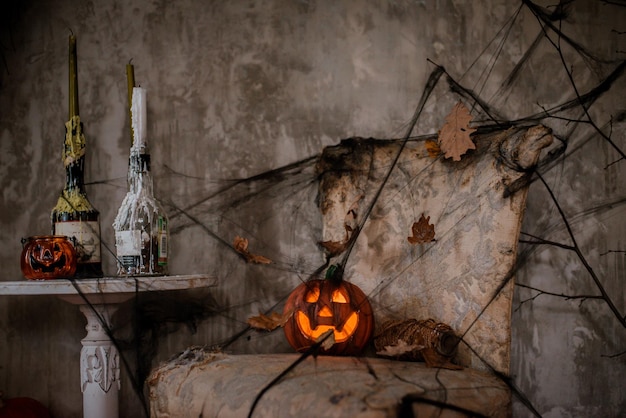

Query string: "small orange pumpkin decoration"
[[283, 265, 374, 355], [0, 391, 52, 418], [20, 235, 77, 280]]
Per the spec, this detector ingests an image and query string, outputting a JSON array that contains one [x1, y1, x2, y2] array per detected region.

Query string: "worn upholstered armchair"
[[148, 125, 553, 417]]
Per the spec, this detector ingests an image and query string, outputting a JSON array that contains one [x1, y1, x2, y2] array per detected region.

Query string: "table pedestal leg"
[[79, 304, 121, 418]]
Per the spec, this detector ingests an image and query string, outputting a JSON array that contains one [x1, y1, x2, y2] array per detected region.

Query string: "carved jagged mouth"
[[295, 311, 359, 343], [30, 253, 66, 271]]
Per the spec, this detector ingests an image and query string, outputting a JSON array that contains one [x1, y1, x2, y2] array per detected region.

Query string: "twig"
[[601, 349, 626, 358], [247, 331, 334, 418], [339, 64, 445, 270], [602, 1, 626, 7], [537, 172, 626, 329], [398, 394, 488, 418], [460, 339, 542, 417], [524, 0, 626, 161], [536, 103, 591, 124], [519, 231, 575, 251], [515, 283, 604, 311], [600, 249, 626, 256]]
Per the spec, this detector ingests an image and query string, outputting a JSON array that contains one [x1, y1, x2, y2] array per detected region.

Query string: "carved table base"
[[79, 304, 121, 418]]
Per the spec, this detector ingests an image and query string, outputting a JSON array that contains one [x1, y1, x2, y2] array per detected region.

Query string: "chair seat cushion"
[[148, 348, 510, 417]]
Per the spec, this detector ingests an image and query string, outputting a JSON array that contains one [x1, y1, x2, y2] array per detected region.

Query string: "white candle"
[[131, 87, 147, 149]]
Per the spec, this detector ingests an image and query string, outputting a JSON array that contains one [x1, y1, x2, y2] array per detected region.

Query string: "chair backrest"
[[317, 125, 553, 374]]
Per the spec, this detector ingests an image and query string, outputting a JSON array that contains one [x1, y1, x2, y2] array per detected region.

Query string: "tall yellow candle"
[[68, 34, 79, 118], [126, 62, 136, 144]]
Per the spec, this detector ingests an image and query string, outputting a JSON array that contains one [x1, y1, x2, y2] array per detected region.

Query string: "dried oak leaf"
[[408, 214, 435, 244], [438, 101, 477, 161], [247, 309, 293, 331], [233, 236, 272, 264]]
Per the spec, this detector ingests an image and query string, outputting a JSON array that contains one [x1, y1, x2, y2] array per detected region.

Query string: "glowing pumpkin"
[[20, 235, 77, 280], [283, 266, 374, 355]]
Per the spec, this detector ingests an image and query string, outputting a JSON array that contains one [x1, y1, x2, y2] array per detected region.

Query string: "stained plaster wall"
[[0, 1, 624, 417]]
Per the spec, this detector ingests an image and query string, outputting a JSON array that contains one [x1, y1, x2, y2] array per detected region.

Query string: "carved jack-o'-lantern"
[[283, 266, 374, 355], [20, 235, 77, 280]]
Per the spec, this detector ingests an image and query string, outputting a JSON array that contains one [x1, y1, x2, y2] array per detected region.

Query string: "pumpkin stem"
[[325, 264, 344, 284]]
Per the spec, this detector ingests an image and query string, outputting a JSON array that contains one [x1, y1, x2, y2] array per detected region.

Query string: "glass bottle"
[[113, 86, 169, 276], [51, 34, 103, 278]]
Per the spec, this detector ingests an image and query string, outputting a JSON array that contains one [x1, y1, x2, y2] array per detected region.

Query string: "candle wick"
[[68, 27, 74, 36], [128, 58, 133, 65]]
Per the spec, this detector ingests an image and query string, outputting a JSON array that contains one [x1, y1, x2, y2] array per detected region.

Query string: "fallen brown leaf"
[[247, 309, 293, 331], [233, 235, 272, 264], [233, 235, 249, 253], [408, 214, 436, 244], [319, 224, 355, 257], [376, 339, 425, 357], [438, 101, 477, 161]]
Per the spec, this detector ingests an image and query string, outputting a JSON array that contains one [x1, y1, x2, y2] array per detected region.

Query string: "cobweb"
[[71, 1, 626, 417]]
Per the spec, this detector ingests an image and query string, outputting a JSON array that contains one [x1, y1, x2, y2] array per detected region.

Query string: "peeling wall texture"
[[0, 1, 625, 417]]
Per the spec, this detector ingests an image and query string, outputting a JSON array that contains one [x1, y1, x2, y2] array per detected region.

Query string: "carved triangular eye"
[[331, 289, 348, 303], [305, 287, 320, 303]]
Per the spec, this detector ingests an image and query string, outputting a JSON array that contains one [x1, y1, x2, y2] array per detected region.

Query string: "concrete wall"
[[0, 1, 624, 417]]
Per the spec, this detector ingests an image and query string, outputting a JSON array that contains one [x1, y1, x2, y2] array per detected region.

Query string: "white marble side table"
[[0, 274, 218, 418]]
